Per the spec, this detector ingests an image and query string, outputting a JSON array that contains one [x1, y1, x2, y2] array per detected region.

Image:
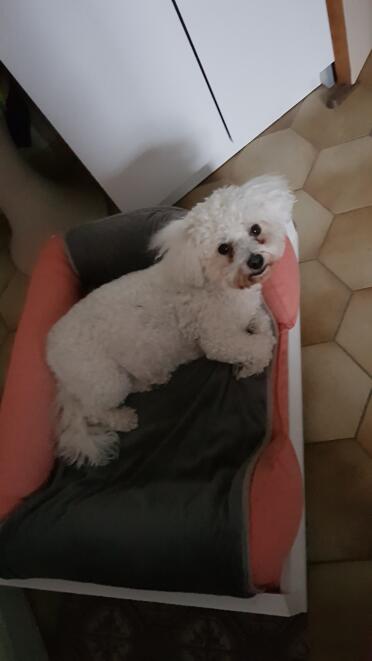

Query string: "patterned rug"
[[44, 594, 307, 661]]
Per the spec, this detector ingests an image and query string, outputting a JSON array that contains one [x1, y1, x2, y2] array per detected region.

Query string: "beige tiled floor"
[[300, 260, 350, 346], [1, 56, 372, 661], [309, 561, 372, 661], [319, 206, 372, 289], [293, 190, 333, 262], [215, 127, 317, 190], [305, 136, 372, 214], [292, 84, 372, 149]]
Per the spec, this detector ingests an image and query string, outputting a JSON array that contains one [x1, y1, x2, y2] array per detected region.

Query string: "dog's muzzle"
[[234, 252, 272, 288]]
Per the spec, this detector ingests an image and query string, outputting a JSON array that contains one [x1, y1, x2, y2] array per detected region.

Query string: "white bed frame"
[[0, 222, 306, 617]]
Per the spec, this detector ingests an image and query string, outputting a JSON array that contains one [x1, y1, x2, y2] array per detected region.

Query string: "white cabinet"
[[176, 0, 334, 150], [0, 0, 232, 211], [0, 1, 333, 210]]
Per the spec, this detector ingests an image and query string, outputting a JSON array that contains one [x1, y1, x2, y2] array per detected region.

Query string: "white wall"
[[343, 0, 372, 82]]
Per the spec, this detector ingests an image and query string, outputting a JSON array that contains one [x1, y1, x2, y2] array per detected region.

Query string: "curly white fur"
[[47, 175, 294, 467]]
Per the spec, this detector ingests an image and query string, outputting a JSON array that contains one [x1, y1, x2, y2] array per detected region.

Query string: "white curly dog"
[[47, 175, 294, 467]]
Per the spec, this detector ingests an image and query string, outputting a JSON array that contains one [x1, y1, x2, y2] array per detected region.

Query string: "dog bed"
[[0, 207, 302, 598]]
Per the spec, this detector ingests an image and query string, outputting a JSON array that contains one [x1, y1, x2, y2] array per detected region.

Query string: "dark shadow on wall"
[[104, 141, 213, 212]]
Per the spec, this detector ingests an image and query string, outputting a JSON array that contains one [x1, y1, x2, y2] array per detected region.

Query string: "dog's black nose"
[[247, 253, 264, 270]]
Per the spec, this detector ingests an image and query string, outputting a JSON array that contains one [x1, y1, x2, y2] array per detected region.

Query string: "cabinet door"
[[0, 1, 232, 210], [176, 0, 334, 148]]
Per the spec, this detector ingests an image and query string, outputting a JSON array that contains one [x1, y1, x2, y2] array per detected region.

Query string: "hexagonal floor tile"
[[357, 395, 372, 457], [305, 136, 372, 213], [293, 190, 333, 262], [216, 128, 316, 190], [337, 289, 372, 375], [306, 440, 372, 563], [0, 271, 29, 331], [309, 561, 372, 661], [292, 85, 372, 149], [319, 207, 372, 290], [300, 261, 350, 346], [302, 343, 370, 442]]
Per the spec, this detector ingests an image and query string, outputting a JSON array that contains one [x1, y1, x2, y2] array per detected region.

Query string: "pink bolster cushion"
[[0, 237, 80, 518]]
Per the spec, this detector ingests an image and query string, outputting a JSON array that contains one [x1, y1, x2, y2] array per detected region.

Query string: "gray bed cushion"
[[65, 206, 186, 290]]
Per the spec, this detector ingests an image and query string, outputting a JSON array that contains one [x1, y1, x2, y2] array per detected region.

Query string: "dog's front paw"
[[235, 358, 269, 379], [235, 361, 269, 379], [235, 335, 275, 379], [235, 363, 256, 379]]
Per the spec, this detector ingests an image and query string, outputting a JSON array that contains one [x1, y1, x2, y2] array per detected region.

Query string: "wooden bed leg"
[[325, 83, 354, 109], [320, 1, 356, 109]]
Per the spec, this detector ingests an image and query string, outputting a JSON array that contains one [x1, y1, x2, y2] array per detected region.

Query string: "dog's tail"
[[55, 385, 119, 467]]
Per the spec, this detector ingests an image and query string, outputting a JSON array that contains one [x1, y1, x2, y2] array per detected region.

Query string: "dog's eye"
[[218, 243, 232, 256], [250, 224, 262, 237]]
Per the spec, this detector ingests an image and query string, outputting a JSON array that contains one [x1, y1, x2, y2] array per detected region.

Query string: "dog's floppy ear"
[[150, 218, 204, 287], [263, 175, 295, 225], [150, 219, 186, 258], [269, 176, 295, 225]]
